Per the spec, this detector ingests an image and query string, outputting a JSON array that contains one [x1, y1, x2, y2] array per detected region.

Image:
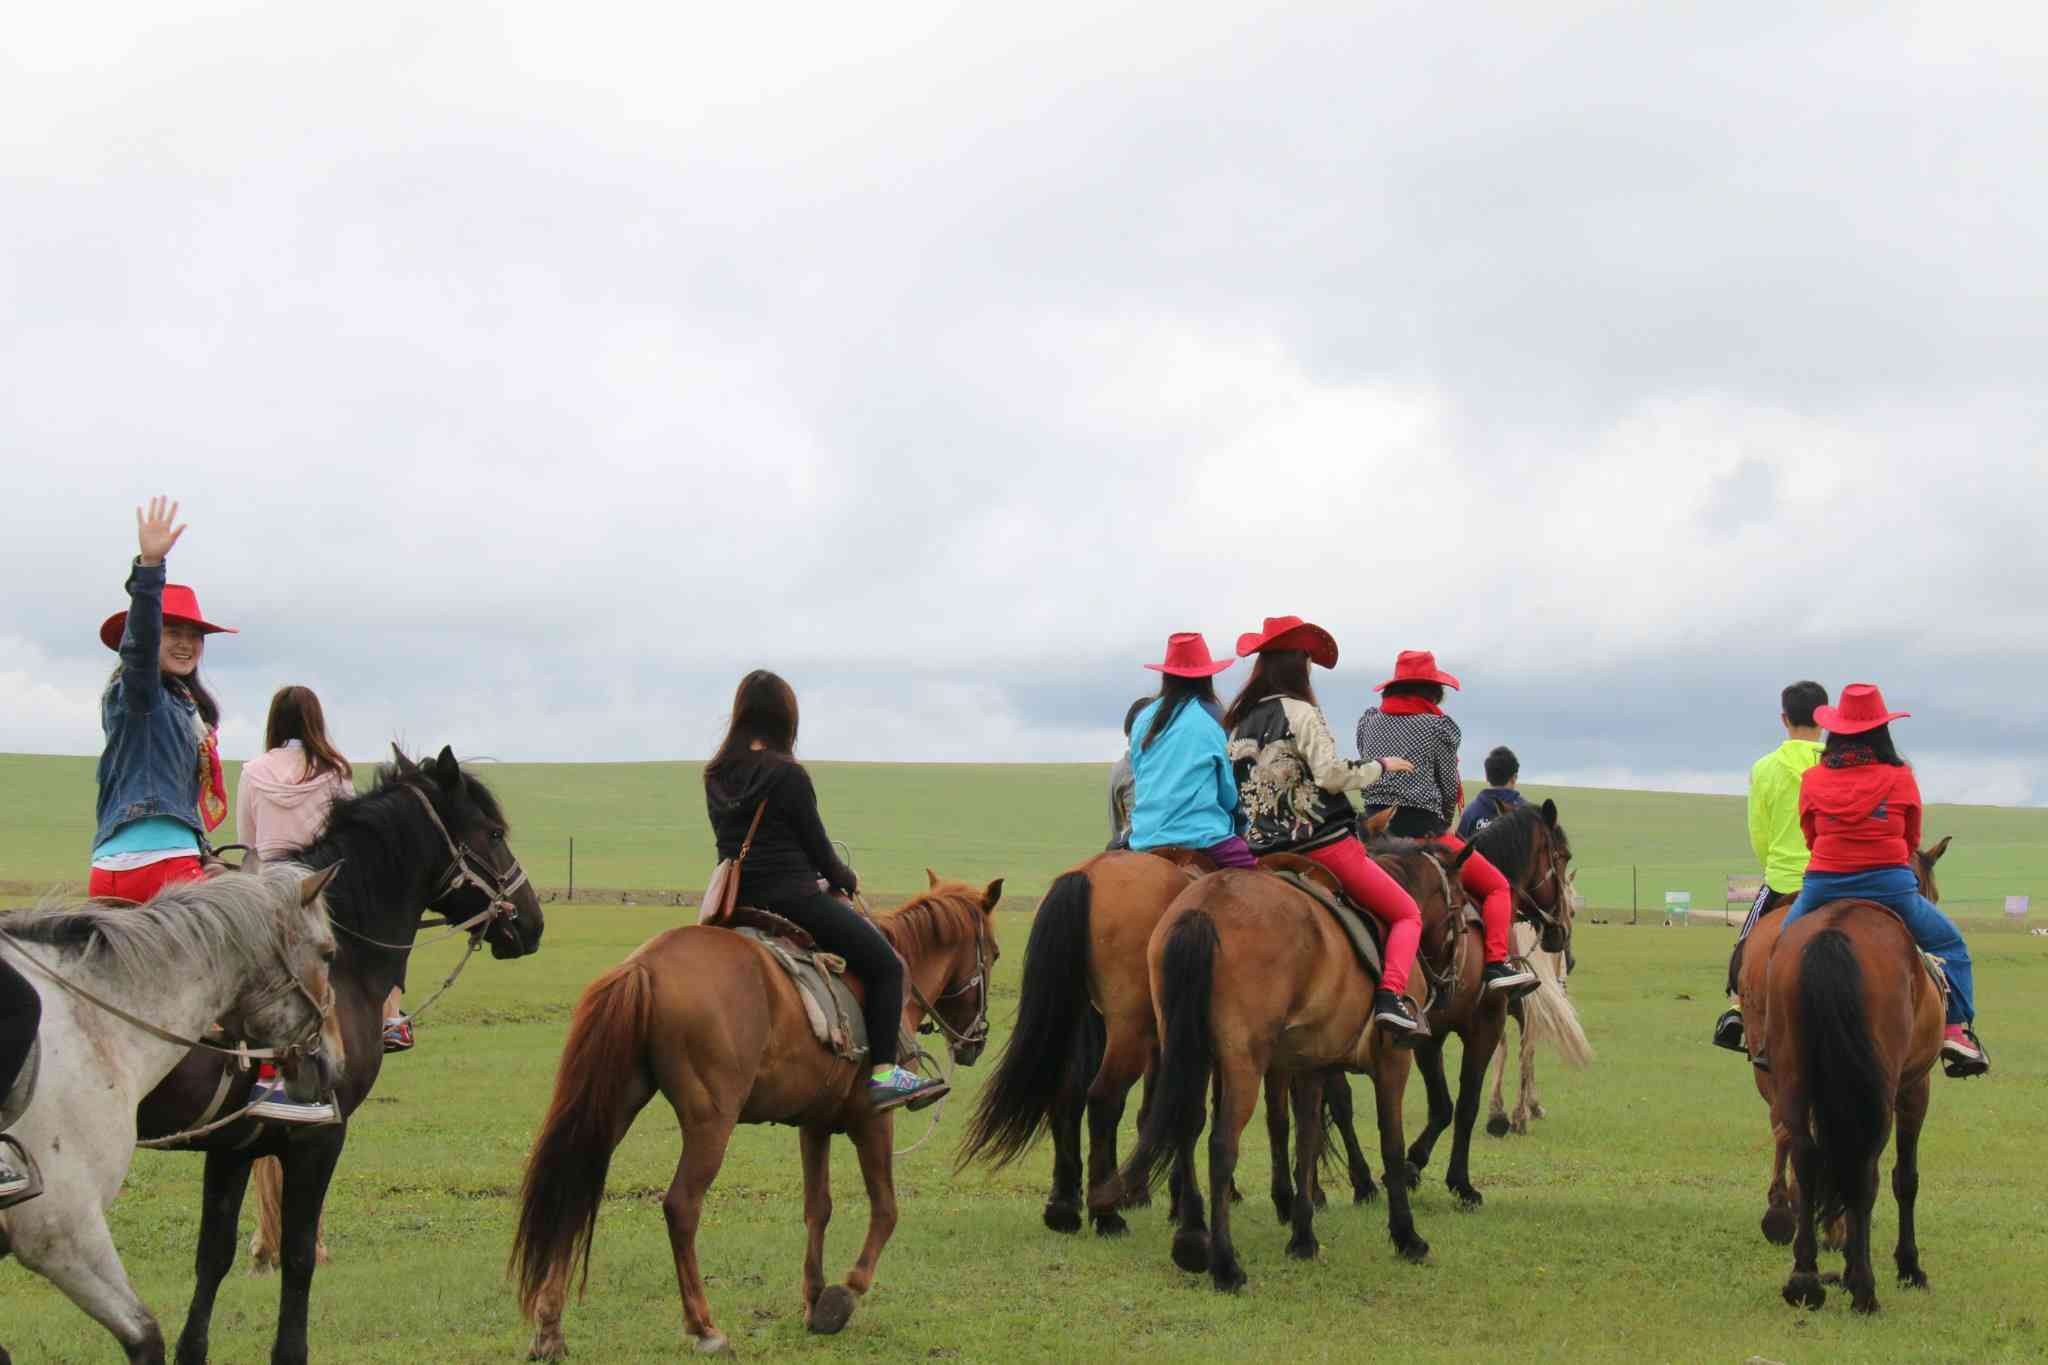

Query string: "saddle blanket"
[[732, 925, 868, 1063]]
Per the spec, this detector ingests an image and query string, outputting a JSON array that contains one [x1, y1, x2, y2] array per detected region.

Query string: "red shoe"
[[1941, 1024, 1988, 1077], [382, 1016, 416, 1054]]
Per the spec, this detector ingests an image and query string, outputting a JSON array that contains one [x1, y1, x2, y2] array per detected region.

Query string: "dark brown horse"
[[511, 875, 1000, 1358], [138, 747, 545, 1365], [1760, 882, 1946, 1313], [1112, 845, 1469, 1292], [955, 849, 1203, 1236], [1739, 838, 1948, 1249]]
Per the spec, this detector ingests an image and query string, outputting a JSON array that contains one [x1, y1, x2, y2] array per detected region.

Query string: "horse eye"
[[489, 829, 505, 843]]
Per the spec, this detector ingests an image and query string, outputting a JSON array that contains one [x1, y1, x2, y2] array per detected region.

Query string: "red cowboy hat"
[[100, 585, 237, 651], [1234, 616, 1338, 668], [1814, 683, 1909, 736], [1145, 632, 1236, 678], [1373, 649, 1460, 692]]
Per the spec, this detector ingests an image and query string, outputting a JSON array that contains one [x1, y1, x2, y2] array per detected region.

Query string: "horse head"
[[391, 744, 546, 960], [894, 872, 1004, 1068], [1914, 835, 1952, 902]]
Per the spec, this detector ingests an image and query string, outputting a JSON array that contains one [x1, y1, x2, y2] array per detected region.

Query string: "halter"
[[406, 784, 530, 931], [907, 913, 992, 1055]]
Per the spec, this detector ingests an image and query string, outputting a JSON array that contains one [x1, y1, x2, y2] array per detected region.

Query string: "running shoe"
[[247, 1074, 338, 1125], [382, 1016, 416, 1054], [1482, 960, 1538, 997], [0, 1142, 35, 1205], [1712, 1007, 1747, 1052], [866, 1065, 949, 1113], [1941, 1025, 1989, 1078], [1372, 988, 1427, 1046]]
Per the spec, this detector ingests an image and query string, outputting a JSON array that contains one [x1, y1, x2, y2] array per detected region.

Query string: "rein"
[[852, 889, 991, 1156]]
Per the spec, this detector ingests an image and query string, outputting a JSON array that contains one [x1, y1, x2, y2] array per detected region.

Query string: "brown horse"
[[1761, 885, 1946, 1313], [955, 849, 1203, 1236], [511, 875, 1001, 1359], [1740, 838, 1948, 1248], [1112, 846, 1465, 1292]]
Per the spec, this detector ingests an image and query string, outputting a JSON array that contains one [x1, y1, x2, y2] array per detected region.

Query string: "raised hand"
[[136, 496, 186, 565]]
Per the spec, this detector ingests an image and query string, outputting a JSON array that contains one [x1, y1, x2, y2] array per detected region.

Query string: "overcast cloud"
[[4, 3, 2045, 803]]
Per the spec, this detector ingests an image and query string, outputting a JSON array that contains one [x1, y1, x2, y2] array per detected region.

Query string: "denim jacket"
[[93, 559, 206, 849]]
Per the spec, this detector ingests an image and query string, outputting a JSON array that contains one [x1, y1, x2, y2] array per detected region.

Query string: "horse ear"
[[1362, 808, 1395, 839], [1541, 799, 1558, 827], [926, 868, 941, 888], [433, 746, 461, 788], [982, 878, 1004, 912], [391, 743, 418, 777], [1926, 835, 1952, 864], [298, 862, 343, 906]]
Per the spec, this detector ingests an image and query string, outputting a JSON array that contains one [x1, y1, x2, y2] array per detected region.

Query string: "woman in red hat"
[[1355, 651, 1536, 998], [1774, 684, 1987, 1077], [1126, 634, 1254, 868], [1222, 617, 1426, 1041]]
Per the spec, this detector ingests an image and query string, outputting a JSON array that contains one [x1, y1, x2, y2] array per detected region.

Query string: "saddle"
[[724, 909, 868, 1063], [1257, 854, 1386, 981], [1136, 847, 1219, 880]]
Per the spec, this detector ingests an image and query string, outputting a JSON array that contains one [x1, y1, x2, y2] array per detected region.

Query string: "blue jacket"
[[93, 559, 207, 850], [1455, 786, 1525, 839], [1128, 697, 1239, 852]]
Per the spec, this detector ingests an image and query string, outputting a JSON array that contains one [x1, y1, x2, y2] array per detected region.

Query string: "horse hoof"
[[1043, 1203, 1082, 1235], [1782, 1274, 1825, 1311], [1530, 1103, 1547, 1120], [1760, 1206, 1795, 1245], [1171, 1227, 1211, 1274], [1452, 1184, 1483, 1209], [1285, 1235, 1318, 1262], [1092, 1211, 1129, 1238], [249, 1260, 275, 1278], [1311, 1186, 1329, 1212], [527, 1331, 567, 1362], [1397, 1235, 1430, 1264], [1271, 1192, 1293, 1226], [1485, 1116, 1510, 1138], [1851, 1294, 1880, 1315], [1124, 1186, 1153, 1210], [807, 1286, 857, 1336], [693, 1331, 734, 1357], [1210, 1258, 1247, 1293], [1402, 1162, 1422, 1192]]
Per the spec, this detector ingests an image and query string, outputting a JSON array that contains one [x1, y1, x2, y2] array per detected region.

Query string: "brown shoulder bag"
[[697, 801, 768, 926]]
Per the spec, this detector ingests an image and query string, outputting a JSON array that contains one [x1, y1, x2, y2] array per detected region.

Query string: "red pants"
[[1435, 835, 1512, 962], [1304, 837, 1421, 995], [87, 856, 205, 904]]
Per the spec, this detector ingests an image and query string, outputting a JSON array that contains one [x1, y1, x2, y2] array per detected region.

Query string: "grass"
[[4, 753, 2045, 915]]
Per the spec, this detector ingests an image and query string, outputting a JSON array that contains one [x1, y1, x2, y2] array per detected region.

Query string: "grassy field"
[[4, 753, 2045, 916], [3, 903, 2045, 1362]]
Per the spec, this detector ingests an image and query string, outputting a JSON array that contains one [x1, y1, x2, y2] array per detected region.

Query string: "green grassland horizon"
[[5, 753, 2042, 918]]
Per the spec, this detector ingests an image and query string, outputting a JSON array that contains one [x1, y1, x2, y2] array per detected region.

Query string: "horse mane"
[[0, 863, 306, 994], [1468, 803, 1548, 882], [873, 883, 983, 960]]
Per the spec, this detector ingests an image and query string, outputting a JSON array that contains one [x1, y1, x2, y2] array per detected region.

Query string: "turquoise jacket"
[[1128, 698, 1239, 852]]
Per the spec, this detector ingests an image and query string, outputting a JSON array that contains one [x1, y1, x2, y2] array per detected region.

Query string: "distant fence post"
[[568, 837, 575, 902], [1631, 866, 1638, 926]]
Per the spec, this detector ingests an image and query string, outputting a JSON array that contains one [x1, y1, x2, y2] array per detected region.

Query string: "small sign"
[[1664, 891, 1692, 907], [2005, 895, 2030, 919]]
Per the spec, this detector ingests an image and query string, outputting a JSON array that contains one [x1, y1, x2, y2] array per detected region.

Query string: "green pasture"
[[4, 904, 2045, 1362], [4, 754, 2045, 918]]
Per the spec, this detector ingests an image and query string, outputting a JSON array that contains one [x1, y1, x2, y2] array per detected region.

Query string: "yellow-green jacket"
[[1748, 739, 1822, 892]]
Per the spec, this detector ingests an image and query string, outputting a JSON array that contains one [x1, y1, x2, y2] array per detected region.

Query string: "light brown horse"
[[955, 849, 1205, 1236], [511, 875, 999, 1358], [1761, 887, 1945, 1313], [1739, 839, 1947, 1247], [1112, 851, 1448, 1292]]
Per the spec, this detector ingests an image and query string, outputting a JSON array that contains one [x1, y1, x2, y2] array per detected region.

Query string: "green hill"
[[5, 753, 2042, 916]]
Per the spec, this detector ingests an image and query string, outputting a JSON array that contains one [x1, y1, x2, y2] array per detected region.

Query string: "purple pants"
[[1205, 835, 1258, 869]]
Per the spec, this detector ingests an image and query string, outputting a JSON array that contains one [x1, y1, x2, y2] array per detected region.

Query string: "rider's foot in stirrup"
[[382, 1016, 415, 1054], [1372, 988, 1426, 1046], [1941, 1024, 1989, 1077], [0, 1145, 35, 1203], [1482, 959, 1538, 997], [867, 1064, 949, 1113], [1712, 1007, 1747, 1052], [247, 1074, 338, 1125]]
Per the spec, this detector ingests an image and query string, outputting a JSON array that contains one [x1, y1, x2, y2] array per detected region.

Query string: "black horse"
[[137, 746, 545, 1365]]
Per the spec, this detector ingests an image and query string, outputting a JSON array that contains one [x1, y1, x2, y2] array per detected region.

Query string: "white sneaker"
[[247, 1076, 338, 1125], [0, 1137, 38, 1205], [0, 1158, 31, 1199]]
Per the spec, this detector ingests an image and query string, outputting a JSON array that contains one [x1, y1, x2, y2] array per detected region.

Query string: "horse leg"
[[173, 1148, 255, 1365], [1086, 1037, 1148, 1234], [1512, 1027, 1538, 1134], [268, 1132, 345, 1365], [1168, 1137, 1209, 1273], [663, 1117, 736, 1353], [1263, 1069, 1294, 1224], [1043, 1088, 1084, 1234], [525, 1259, 574, 1363], [1486, 1028, 1512, 1137], [1843, 1151, 1883, 1314], [1893, 1072, 1929, 1289], [798, 1125, 835, 1327], [1131, 1063, 1157, 1212], [1762, 1122, 1797, 1245], [1323, 1072, 1377, 1204], [1782, 1134, 1826, 1310], [1444, 1012, 1503, 1208], [7, 1189, 167, 1364], [1373, 1052, 1429, 1262], [1205, 1057, 1259, 1292], [1286, 1075, 1323, 1261], [817, 1113, 900, 1334], [1402, 1035, 1453, 1191]]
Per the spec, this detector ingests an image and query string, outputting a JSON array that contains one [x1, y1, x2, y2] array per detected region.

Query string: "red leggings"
[[1435, 835, 1513, 962], [87, 856, 205, 903], [1304, 837, 1421, 995]]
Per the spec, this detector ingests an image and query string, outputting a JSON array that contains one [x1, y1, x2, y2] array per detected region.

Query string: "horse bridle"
[[907, 913, 992, 1055], [405, 784, 530, 940]]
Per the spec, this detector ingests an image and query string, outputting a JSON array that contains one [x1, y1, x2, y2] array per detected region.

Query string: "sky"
[[4, 4, 2045, 803]]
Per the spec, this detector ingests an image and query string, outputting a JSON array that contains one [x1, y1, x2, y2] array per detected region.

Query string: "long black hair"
[[1140, 674, 1220, 751], [706, 670, 799, 776], [1222, 650, 1315, 731], [1823, 723, 1906, 767], [1380, 679, 1445, 706]]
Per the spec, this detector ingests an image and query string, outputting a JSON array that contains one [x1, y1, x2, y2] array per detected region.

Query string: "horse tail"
[[510, 955, 656, 1320], [1795, 927, 1889, 1223], [1116, 909, 1217, 1197], [1517, 949, 1594, 1069], [957, 869, 1098, 1171]]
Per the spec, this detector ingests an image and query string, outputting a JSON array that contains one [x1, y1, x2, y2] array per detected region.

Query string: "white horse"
[[0, 863, 344, 1365], [1487, 919, 1593, 1137]]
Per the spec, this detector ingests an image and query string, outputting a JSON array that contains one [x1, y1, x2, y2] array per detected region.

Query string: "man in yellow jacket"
[[1712, 680, 1827, 1051]]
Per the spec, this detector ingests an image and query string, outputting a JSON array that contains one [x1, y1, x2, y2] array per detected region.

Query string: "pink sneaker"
[[1941, 1024, 1988, 1077]]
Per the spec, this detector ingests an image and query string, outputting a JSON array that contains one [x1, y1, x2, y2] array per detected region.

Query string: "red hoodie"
[[1799, 761, 1922, 874]]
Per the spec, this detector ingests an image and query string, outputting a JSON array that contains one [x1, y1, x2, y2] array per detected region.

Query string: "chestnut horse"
[[511, 875, 1000, 1358], [955, 850, 1201, 1236], [1739, 838, 1948, 1250], [1112, 843, 1468, 1292], [1760, 879, 1947, 1313]]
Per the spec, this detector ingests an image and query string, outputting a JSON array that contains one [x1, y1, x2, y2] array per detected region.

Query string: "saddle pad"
[[1268, 870, 1384, 981], [733, 928, 868, 1063], [1921, 951, 1951, 1004], [0, 1037, 39, 1132]]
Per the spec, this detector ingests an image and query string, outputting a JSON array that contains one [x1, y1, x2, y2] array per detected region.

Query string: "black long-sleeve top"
[[704, 752, 859, 904]]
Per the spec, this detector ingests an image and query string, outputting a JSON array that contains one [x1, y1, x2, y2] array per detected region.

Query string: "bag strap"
[[735, 800, 769, 866]]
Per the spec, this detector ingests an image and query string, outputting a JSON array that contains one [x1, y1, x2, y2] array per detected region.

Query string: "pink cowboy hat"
[[1373, 649, 1461, 692], [1145, 633, 1236, 678], [1814, 683, 1910, 736], [101, 584, 237, 651], [1234, 616, 1339, 669]]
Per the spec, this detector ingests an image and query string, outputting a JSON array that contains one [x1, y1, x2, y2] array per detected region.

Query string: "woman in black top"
[[703, 671, 944, 1112]]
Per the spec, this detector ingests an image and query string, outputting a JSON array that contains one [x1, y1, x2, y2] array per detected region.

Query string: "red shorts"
[[87, 856, 206, 904]]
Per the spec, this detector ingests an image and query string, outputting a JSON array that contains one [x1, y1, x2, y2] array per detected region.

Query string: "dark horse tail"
[[1114, 910, 1218, 1198], [509, 955, 656, 1320], [957, 869, 1102, 1170], [1795, 927, 1890, 1222]]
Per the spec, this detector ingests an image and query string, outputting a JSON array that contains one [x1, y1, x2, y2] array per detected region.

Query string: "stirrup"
[[1712, 1009, 1747, 1052], [0, 1134, 44, 1210]]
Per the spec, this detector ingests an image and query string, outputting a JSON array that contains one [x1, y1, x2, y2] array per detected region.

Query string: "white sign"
[[2005, 895, 2030, 919]]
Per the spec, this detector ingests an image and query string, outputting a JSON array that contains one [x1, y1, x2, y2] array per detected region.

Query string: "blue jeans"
[[1783, 867, 1973, 1026]]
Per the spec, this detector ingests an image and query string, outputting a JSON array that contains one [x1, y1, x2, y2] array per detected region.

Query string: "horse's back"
[[1767, 901, 1938, 1074]]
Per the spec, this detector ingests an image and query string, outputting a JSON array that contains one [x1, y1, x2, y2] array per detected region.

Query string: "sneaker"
[[1941, 1025, 1989, 1078], [1712, 1008, 1747, 1052], [1482, 960, 1538, 997], [1372, 988, 1426, 1046], [246, 1075, 338, 1125], [382, 1016, 416, 1053], [0, 1141, 35, 1205], [866, 1065, 950, 1114]]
